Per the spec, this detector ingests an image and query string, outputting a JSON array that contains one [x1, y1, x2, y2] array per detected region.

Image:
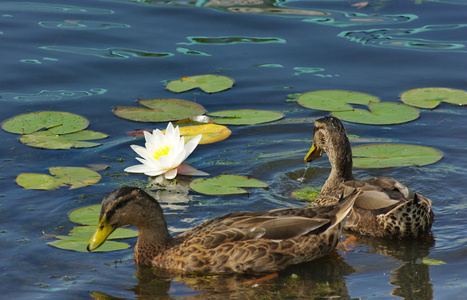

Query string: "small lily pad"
[[332, 102, 420, 125], [189, 175, 268, 195], [69, 204, 101, 225], [2, 111, 89, 134], [177, 124, 232, 144], [19, 130, 108, 149], [352, 144, 443, 168], [208, 109, 283, 125], [113, 98, 206, 122], [400, 87, 467, 109], [290, 187, 321, 201], [166, 75, 234, 93], [16, 167, 102, 190], [297, 90, 380, 111], [48, 239, 130, 252], [422, 258, 446, 266]]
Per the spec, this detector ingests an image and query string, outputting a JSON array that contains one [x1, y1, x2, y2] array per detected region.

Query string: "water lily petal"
[[130, 145, 152, 161], [177, 163, 209, 176], [183, 134, 202, 159], [124, 164, 149, 173], [164, 168, 178, 179]]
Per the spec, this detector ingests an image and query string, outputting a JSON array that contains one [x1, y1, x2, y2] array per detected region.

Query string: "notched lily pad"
[[352, 144, 443, 168], [400, 87, 467, 109], [208, 109, 283, 125], [20, 130, 108, 149], [48, 204, 138, 252], [177, 124, 232, 144], [166, 75, 234, 93], [189, 175, 268, 195], [113, 98, 206, 122], [16, 167, 102, 190], [297, 90, 379, 111], [332, 102, 419, 125], [2, 111, 89, 134]]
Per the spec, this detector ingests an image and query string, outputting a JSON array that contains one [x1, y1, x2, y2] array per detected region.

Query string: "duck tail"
[[333, 188, 362, 227], [379, 193, 434, 238]]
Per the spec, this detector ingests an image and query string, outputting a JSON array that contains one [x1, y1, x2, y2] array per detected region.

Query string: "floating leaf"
[[422, 258, 447, 266], [177, 124, 231, 144], [352, 144, 443, 168], [2, 111, 89, 134], [59, 226, 137, 241], [297, 90, 379, 111], [48, 239, 130, 252], [113, 98, 206, 122], [290, 187, 321, 201], [332, 102, 419, 125], [190, 175, 268, 195], [69, 204, 101, 225], [19, 130, 108, 149], [16, 167, 102, 190], [166, 75, 234, 93], [208, 109, 283, 125], [400, 87, 467, 109]]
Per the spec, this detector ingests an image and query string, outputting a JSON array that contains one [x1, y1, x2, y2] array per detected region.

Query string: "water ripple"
[[38, 20, 130, 30], [0, 88, 107, 102], [0, 2, 113, 14], [40, 46, 173, 59]]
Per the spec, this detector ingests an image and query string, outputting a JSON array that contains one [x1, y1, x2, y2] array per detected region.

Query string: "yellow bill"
[[304, 144, 324, 162], [87, 215, 115, 252]]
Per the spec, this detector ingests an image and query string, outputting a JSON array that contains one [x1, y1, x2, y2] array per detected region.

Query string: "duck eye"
[[99, 224, 105, 230]]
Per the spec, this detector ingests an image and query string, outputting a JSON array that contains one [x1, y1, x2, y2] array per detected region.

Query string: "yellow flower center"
[[152, 145, 171, 160]]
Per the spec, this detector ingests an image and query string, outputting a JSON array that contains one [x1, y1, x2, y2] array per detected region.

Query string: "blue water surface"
[[1, 0, 467, 299]]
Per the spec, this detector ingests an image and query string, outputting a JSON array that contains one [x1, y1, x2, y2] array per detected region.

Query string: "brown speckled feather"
[[87, 186, 361, 274], [304, 116, 434, 239]]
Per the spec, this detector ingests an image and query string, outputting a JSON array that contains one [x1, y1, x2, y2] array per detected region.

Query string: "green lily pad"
[[422, 258, 446, 266], [297, 90, 380, 111], [332, 102, 419, 125], [2, 111, 89, 134], [352, 144, 443, 168], [113, 98, 206, 122], [177, 124, 232, 144], [189, 175, 268, 195], [48, 239, 130, 252], [58, 226, 138, 241], [16, 167, 102, 190], [208, 109, 283, 125], [166, 75, 234, 93], [19, 130, 108, 149], [400, 87, 467, 109], [290, 187, 321, 201], [69, 204, 101, 225]]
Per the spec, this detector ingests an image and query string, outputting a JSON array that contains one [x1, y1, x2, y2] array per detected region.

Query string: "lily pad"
[[208, 109, 283, 125], [19, 130, 108, 149], [113, 98, 206, 122], [48, 204, 138, 252], [69, 204, 101, 225], [400, 87, 467, 109], [332, 102, 420, 125], [177, 124, 232, 144], [48, 238, 130, 252], [2, 111, 89, 134], [16, 167, 102, 190], [189, 175, 268, 195], [422, 258, 446, 266], [290, 187, 321, 201], [297, 90, 380, 111], [352, 144, 443, 168], [166, 75, 234, 93]]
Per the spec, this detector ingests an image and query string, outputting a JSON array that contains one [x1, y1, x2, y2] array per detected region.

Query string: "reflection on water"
[[339, 24, 467, 52]]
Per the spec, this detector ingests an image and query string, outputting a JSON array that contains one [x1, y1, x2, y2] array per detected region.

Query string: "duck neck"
[[321, 139, 354, 194], [133, 202, 174, 267]]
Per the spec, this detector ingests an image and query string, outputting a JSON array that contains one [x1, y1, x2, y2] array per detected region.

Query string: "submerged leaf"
[[166, 75, 234, 93], [19, 130, 108, 149], [422, 258, 447, 266], [2, 111, 89, 134], [332, 102, 419, 125], [352, 144, 443, 168], [16, 167, 102, 190], [190, 175, 268, 195], [297, 90, 379, 111], [400, 87, 467, 109], [290, 187, 321, 201], [113, 98, 206, 122], [209, 109, 283, 125]]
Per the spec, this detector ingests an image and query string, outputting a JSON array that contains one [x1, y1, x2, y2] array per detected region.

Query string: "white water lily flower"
[[124, 122, 208, 179]]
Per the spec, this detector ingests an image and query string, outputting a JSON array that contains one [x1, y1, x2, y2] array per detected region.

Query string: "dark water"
[[1, 0, 467, 299]]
